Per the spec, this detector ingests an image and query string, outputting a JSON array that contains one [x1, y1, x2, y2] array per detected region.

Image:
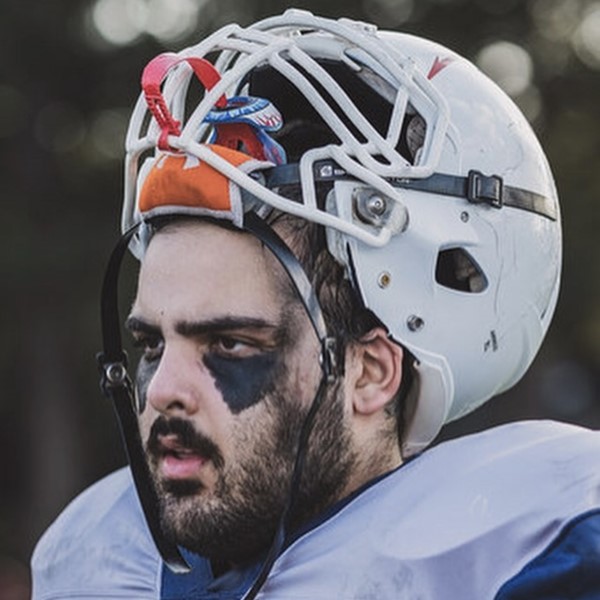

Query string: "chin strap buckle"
[[467, 170, 504, 208], [97, 352, 130, 396]]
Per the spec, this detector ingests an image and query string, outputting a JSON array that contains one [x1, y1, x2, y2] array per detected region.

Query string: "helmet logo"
[[427, 56, 454, 80]]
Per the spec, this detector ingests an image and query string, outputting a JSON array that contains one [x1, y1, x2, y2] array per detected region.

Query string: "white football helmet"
[[122, 9, 561, 456]]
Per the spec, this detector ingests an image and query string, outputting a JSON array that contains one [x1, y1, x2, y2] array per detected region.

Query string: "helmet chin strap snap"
[[97, 213, 339, 589]]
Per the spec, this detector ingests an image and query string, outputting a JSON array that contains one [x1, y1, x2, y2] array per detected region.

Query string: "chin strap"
[[97, 224, 191, 574], [96, 214, 338, 590], [242, 212, 337, 380], [266, 161, 558, 221], [242, 373, 331, 600], [240, 212, 338, 599]]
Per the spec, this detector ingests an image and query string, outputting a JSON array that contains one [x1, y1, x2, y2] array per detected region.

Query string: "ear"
[[352, 328, 403, 416]]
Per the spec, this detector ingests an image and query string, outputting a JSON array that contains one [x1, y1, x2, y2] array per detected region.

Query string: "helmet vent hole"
[[435, 248, 487, 293]]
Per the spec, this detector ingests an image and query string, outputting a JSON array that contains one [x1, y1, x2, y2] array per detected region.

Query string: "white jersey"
[[31, 420, 600, 599]]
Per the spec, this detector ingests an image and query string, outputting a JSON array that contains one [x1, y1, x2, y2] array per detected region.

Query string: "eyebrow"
[[125, 316, 160, 335], [176, 316, 280, 337], [125, 315, 281, 338]]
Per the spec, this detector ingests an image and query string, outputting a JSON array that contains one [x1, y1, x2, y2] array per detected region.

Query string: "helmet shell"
[[337, 31, 561, 453], [123, 12, 562, 455]]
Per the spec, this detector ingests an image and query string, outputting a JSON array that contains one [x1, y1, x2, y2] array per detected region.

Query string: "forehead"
[[134, 220, 289, 322]]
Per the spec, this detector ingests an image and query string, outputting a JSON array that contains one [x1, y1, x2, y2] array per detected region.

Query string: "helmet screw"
[[407, 315, 425, 332], [105, 362, 127, 385], [366, 195, 387, 217], [378, 271, 392, 288], [354, 189, 391, 225], [319, 164, 334, 178], [460, 211, 470, 222]]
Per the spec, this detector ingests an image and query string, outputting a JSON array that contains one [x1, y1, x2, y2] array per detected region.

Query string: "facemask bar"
[[248, 9, 449, 172], [122, 12, 450, 253]]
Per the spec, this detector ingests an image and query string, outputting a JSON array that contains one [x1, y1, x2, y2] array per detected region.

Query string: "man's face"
[[128, 220, 355, 563]]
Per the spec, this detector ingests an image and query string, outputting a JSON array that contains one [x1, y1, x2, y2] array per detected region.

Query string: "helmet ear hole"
[[435, 248, 487, 293]]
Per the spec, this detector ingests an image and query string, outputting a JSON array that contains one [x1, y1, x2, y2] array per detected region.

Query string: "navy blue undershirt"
[[494, 509, 600, 599]]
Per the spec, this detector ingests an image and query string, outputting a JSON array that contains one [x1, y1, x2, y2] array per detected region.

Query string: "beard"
[[144, 378, 356, 565]]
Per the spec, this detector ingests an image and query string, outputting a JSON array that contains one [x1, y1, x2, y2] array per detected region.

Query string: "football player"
[[32, 10, 600, 599]]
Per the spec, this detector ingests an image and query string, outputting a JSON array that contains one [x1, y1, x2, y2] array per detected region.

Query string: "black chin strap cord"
[[243, 374, 330, 600], [241, 212, 338, 600], [97, 224, 191, 574]]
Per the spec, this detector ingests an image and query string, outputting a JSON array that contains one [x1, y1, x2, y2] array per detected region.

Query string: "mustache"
[[146, 416, 225, 470]]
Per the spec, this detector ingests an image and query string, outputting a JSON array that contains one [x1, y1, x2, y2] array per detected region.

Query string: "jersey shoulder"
[[261, 421, 600, 599], [495, 508, 600, 599], [31, 467, 161, 600]]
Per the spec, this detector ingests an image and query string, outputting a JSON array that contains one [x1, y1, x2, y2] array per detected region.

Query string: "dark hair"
[[265, 195, 413, 452]]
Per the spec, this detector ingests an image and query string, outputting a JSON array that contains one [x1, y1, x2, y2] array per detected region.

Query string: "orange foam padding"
[[139, 145, 253, 214]]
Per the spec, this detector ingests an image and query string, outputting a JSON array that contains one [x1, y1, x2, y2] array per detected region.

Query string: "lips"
[[146, 416, 225, 483], [155, 434, 207, 480]]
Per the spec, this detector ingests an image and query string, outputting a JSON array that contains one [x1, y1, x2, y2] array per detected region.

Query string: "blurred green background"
[[1, 0, 599, 596]]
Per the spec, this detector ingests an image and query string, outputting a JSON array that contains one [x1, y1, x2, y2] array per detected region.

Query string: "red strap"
[[141, 53, 227, 150]]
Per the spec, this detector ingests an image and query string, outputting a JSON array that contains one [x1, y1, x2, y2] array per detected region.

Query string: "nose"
[[145, 342, 207, 417]]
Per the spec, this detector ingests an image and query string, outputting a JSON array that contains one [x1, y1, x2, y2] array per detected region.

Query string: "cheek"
[[203, 352, 280, 414], [137, 399, 155, 444]]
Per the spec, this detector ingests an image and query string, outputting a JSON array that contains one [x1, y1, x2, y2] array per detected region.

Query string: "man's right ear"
[[351, 328, 403, 417]]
